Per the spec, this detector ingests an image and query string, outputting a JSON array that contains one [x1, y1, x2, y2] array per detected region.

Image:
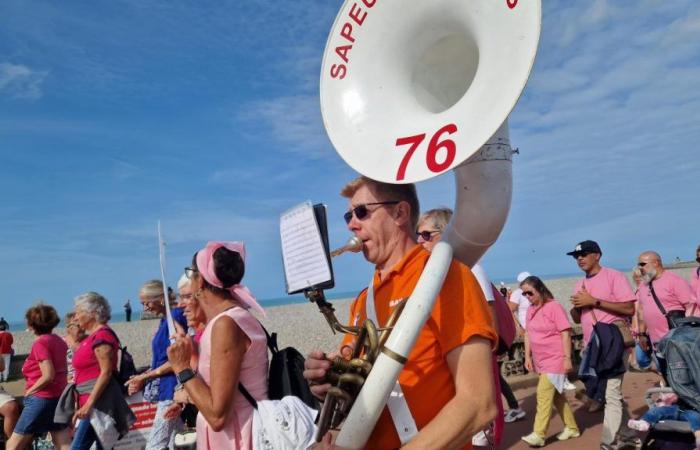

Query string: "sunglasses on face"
[[184, 267, 198, 279], [523, 290, 535, 297], [343, 201, 399, 224], [572, 252, 591, 259], [416, 230, 441, 241], [637, 262, 648, 267]]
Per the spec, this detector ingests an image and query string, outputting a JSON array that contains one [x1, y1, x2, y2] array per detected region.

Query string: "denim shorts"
[[14, 395, 67, 435]]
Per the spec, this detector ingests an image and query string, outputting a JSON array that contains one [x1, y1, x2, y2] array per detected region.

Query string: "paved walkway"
[[481, 370, 661, 449]]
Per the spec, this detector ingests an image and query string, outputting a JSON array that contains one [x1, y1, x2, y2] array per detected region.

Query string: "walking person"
[[125, 280, 187, 450], [520, 276, 580, 447], [567, 240, 637, 450], [123, 300, 132, 323], [55, 292, 135, 450], [167, 241, 269, 450], [5, 304, 71, 450], [0, 321, 13, 382]]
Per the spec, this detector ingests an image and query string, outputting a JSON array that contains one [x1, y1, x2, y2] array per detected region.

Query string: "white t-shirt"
[[509, 288, 529, 327], [472, 262, 495, 302]]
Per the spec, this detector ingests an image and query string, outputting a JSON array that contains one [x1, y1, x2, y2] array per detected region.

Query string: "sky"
[[1, 0, 699, 323]]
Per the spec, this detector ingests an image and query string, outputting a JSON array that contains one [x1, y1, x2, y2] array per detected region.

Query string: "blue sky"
[[1, 1, 698, 323]]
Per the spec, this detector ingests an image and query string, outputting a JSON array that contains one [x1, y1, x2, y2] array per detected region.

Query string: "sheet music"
[[280, 201, 332, 293]]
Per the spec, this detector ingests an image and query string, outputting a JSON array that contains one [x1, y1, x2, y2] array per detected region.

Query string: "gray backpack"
[[656, 317, 700, 412]]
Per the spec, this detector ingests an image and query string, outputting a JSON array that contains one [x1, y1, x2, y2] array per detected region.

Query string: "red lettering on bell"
[[340, 23, 355, 43], [330, 64, 347, 79], [335, 45, 352, 64], [349, 3, 367, 26], [507, 0, 518, 9], [362, 0, 377, 7]]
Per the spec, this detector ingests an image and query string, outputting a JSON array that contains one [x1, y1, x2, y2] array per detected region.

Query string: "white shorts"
[[0, 386, 14, 408]]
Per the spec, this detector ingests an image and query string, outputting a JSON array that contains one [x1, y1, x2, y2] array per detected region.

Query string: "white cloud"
[[0, 63, 47, 99]]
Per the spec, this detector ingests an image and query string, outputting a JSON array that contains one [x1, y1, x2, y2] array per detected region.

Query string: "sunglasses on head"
[[343, 201, 399, 224], [416, 230, 441, 241], [522, 290, 535, 297]]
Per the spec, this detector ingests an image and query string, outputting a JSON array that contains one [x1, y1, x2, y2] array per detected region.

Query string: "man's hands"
[[303, 346, 354, 400], [570, 287, 597, 309]]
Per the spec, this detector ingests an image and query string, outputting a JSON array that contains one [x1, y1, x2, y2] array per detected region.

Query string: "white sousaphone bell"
[[319, 0, 541, 447]]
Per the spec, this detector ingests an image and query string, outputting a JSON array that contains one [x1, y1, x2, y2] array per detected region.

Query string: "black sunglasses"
[[571, 251, 591, 259], [637, 262, 648, 267], [416, 230, 441, 241], [523, 290, 535, 297], [184, 267, 198, 279], [343, 201, 399, 224]]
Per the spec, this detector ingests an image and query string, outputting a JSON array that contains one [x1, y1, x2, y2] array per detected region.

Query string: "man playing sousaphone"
[[304, 176, 497, 449]]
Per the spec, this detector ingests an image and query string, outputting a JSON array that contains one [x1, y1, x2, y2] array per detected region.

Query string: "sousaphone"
[[319, 0, 541, 447]]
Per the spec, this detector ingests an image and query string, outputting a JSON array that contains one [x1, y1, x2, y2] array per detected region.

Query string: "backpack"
[[656, 317, 700, 412], [102, 327, 137, 393], [261, 327, 317, 409], [491, 284, 517, 355]]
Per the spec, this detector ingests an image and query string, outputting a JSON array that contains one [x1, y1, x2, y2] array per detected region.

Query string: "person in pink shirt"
[[636, 251, 696, 346], [520, 276, 579, 447], [167, 241, 268, 450], [567, 240, 637, 450], [5, 303, 70, 450], [691, 244, 700, 305]]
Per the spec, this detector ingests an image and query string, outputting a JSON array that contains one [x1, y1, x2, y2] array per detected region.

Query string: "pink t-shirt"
[[72, 326, 119, 406], [637, 270, 694, 344], [574, 266, 636, 344], [691, 267, 700, 304], [22, 334, 68, 399], [526, 300, 572, 374]]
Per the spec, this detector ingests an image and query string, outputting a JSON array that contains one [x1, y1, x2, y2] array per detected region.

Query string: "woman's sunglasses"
[[343, 201, 399, 224], [416, 230, 441, 241], [523, 290, 535, 297]]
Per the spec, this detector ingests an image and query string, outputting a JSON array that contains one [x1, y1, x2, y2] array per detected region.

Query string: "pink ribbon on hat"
[[196, 241, 265, 316]]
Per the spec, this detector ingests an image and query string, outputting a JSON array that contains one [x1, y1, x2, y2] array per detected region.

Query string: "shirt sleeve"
[[33, 338, 51, 361], [551, 303, 573, 332], [92, 328, 119, 350], [672, 275, 694, 307], [611, 271, 636, 302], [432, 261, 497, 355]]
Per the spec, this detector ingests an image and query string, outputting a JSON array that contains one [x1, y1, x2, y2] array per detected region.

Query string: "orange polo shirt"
[[341, 245, 496, 450]]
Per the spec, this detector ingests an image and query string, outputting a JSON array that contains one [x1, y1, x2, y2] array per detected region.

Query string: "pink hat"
[[196, 241, 265, 316]]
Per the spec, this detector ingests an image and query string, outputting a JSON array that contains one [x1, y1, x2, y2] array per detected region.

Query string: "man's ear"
[[393, 201, 411, 227]]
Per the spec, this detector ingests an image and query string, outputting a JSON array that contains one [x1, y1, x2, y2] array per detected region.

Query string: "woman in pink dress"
[[167, 241, 268, 450]]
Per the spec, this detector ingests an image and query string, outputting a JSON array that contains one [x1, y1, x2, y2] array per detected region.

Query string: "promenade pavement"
[[480, 369, 661, 449]]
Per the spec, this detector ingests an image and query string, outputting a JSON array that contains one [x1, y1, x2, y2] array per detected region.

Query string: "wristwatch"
[[176, 368, 196, 385], [594, 300, 601, 308]]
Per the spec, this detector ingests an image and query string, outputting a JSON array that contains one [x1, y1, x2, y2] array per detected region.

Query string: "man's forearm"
[[403, 392, 497, 450]]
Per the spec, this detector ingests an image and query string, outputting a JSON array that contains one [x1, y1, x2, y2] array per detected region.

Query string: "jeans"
[[642, 405, 700, 432], [70, 419, 103, 450]]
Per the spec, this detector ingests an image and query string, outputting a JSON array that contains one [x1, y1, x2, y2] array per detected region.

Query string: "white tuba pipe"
[[446, 120, 513, 267]]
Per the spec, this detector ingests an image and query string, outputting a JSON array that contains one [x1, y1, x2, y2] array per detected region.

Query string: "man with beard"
[[635, 251, 695, 348], [568, 240, 637, 450]]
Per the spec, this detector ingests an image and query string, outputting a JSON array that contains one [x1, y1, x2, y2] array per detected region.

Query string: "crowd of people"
[[0, 175, 698, 450]]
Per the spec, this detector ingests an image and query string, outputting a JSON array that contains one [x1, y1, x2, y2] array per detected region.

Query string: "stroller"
[[638, 317, 700, 450]]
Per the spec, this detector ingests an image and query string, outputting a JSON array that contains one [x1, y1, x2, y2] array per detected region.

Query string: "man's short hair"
[[341, 176, 420, 230]]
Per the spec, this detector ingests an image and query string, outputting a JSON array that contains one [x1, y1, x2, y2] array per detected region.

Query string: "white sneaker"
[[504, 408, 526, 423], [472, 430, 490, 446]]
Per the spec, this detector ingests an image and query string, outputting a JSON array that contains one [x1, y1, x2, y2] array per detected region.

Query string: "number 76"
[[394, 123, 458, 181]]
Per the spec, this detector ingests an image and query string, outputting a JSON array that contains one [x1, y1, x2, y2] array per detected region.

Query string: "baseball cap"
[[516, 271, 531, 283], [566, 240, 602, 257]]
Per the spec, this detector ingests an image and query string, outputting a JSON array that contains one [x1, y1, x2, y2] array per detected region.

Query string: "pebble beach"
[[7, 267, 696, 370]]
